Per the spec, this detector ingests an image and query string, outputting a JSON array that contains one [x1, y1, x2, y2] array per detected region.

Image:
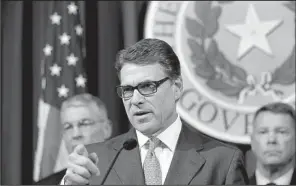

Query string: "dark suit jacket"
[[86, 123, 249, 185], [249, 169, 296, 185], [34, 169, 66, 185], [245, 149, 257, 177]]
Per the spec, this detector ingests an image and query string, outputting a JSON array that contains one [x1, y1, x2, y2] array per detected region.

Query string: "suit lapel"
[[164, 124, 205, 185], [112, 128, 145, 185]]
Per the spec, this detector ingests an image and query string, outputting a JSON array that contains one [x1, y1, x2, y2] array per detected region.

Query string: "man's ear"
[[173, 77, 183, 101], [103, 119, 112, 140]]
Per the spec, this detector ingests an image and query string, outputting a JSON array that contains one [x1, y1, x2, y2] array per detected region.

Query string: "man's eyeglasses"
[[63, 119, 96, 130], [116, 77, 170, 99]]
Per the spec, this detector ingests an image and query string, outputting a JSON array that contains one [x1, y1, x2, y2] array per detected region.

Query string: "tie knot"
[[147, 137, 160, 151]]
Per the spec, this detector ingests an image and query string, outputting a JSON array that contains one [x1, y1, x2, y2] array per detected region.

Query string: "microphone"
[[100, 138, 137, 185]]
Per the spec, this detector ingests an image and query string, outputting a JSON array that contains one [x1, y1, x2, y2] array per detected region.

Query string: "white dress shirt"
[[255, 167, 294, 185], [136, 115, 182, 184]]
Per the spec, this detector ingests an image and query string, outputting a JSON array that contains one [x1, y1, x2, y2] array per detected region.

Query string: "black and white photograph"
[[1, 1, 295, 185]]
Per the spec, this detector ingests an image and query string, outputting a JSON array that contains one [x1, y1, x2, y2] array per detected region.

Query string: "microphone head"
[[123, 138, 137, 150]]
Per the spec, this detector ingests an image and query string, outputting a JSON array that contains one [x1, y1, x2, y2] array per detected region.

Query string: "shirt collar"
[[256, 167, 294, 185], [136, 115, 182, 152]]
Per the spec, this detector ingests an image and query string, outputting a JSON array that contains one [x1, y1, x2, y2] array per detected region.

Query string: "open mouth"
[[134, 111, 151, 116]]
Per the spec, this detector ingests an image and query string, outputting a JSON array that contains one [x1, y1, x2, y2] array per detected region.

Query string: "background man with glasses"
[[35, 93, 112, 184], [61, 38, 249, 185]]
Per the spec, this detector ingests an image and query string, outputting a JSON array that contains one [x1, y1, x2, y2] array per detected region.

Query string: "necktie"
[[143, 137, 162, 185]]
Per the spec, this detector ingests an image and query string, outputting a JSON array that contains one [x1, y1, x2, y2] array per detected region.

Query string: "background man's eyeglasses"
[[116, 77, 170, 99], [63, 119, 96, 130]]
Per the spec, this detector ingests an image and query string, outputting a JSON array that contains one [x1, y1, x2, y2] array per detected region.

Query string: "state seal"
[[144, 1, 295, 144]]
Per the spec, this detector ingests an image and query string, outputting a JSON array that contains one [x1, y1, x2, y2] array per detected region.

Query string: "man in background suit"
[[249, 102, 295, 185], [35, 93, 112, 185], [62, 38, 249, 185]]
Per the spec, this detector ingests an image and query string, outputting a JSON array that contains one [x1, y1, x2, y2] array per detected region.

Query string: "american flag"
[[34, 1, 87, 181]]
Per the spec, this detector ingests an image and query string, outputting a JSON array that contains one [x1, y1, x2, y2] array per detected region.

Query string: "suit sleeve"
[[225, 149, 249, 185]]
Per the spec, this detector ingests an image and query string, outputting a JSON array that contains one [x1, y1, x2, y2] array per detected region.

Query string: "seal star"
[[225, 3, 282, 59]]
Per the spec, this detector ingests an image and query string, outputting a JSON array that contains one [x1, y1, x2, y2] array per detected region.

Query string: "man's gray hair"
[[253, 102, 296, 125], [61, 93, 108, 116]]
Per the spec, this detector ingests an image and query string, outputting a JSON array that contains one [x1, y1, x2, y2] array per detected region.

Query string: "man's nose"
[[267, 132, 277, 144], [130, 89, 145, 105], [73, 126, 82, 139]]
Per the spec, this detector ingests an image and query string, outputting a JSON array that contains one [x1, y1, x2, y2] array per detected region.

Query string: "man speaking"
[[62, 38, 249, 185]]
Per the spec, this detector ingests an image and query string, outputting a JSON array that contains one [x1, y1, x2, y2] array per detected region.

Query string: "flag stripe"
[[34, 100, 51, 181], [53, 137, 68, 173], [40, 106, 62, 178]]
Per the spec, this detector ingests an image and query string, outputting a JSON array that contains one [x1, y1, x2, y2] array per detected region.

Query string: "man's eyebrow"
[[140, 79, 154, 83], [120, 84, 133, 87], [275, 127, 289, 130], [81, 118, 92, 121], [121, 79, 154, 87]]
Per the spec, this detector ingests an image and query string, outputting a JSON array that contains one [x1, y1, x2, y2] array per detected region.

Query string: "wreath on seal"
[[186, 1, 295, 104]]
